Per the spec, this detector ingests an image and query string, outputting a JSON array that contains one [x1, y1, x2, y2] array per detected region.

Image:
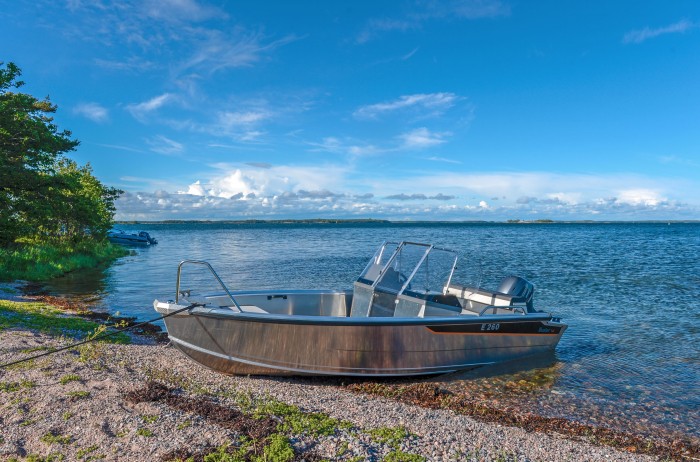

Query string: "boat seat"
[[238, 305, 269, 314], [445, 283, 516, 307]]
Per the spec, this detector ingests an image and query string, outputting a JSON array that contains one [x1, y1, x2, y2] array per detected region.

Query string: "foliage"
[[40, 431, 72, 445], [382, 450, 426, 462], [253, 433, 295, 462], [253, 396, 350, 437], [0, 239, 127, 281], [0, 299, 130, 343], [0, 61, 122, 247], [0, 380, 35, 392], [136, 428, 154, 437], [201, 434, 295, 462], [59, 374, 81, 385], [368, 426, 410, 448]]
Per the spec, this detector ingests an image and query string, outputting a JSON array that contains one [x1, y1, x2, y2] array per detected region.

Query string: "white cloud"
[[146, 135, 184, 155], [307, 128, 450, 155], [126, 93, 173, 121], [545, 192, 582, 205], [658, 155, 700, 168], [356, 18, 417, 44], [398, 127, 450, 149], [438, 0, 511, 19], [354, 93, 460, 119], [178, 164, 350, 200], [616, 189, 665, 206], [58, 1, 299, 79], [176, 30, 301, 76], [113, 168, 699, 221], [218, 110, 272, 126], [94, 57, 156, 72], [73, 102, 109, 122], [623, 20, 695, 44], [140, 0, 224, 23], [425, 156, 462, 164], [357, 0, 509, 43]]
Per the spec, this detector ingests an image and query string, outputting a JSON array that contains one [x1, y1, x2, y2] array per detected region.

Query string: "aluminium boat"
[[107, 229, 158, 246], [154, 241, 567, 377]]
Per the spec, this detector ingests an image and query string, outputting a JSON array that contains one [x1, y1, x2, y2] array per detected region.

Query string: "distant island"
[[114, 218, 699, 225], [115, 218, 393, 225]]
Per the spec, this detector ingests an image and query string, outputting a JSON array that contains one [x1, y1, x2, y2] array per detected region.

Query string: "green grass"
[[136, 428, 153, 437], [40, 432, 72, 445], [13, 453, 66, 462], [200, 434, 295, 462], [0, 299, 130, 343], [67, 390, 91, 399], [59, 374, 81, 385], [253, 397, 352, 437], [382, 450, 426, 462], [76, 445, 100, 459], [142, 414, 159, 424], [255, 433, 295, 462], [0, 380, 35, 392], [0, 240, 128, 282], [368, 426, 411, 449]]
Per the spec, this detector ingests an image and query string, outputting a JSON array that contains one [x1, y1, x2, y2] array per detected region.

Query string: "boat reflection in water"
[[154, 241, 567, 377]]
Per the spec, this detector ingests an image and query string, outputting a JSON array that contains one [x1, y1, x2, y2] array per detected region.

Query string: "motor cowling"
[[497, 275, 534, 311]]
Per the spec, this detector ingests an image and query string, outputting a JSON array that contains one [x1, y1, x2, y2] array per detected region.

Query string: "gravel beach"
[[0, 323, 660, 462]]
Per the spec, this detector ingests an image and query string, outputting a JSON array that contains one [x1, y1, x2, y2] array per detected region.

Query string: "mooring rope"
[[0, 302, 201, 370]]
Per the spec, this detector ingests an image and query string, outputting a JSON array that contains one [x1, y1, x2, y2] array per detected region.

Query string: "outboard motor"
[[497, 276, 534, 311]]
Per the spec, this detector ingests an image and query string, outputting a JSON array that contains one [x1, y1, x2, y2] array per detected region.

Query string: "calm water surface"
[[40, 222, 700, 442]]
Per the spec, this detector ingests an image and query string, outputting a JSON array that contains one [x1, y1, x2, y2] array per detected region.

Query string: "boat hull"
[[107, 236, 151, 246], [159, 307, 566, 377]]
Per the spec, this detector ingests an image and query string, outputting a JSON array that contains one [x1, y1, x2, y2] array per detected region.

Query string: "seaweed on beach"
[[125, 381, 277, 439], [345, 382, 700, 461], [127, 381, 325, 462]]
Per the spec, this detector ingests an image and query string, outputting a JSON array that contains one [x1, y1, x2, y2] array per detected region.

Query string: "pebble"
[[0, 329, 658, 461]]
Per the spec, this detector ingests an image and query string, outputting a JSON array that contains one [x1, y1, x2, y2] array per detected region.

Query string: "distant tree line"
[[0, 62, 121, 247]]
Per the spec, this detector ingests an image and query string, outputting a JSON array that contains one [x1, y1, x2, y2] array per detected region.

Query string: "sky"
[[2, 0, 699, 221]]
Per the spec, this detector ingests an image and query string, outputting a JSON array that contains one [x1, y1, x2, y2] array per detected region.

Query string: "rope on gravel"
[[0, 302, 201, 370]]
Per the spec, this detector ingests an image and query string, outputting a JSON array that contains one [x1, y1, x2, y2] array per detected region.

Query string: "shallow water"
[[38, 222, 700, 441]]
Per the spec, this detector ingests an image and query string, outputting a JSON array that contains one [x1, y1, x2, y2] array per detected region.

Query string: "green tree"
[[49, 159, 122, 241], [0, 61, 120, 245]]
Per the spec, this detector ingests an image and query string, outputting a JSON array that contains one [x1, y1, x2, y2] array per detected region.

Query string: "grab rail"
[[478, 305, 527, 316], [176, 260, 242, 312]]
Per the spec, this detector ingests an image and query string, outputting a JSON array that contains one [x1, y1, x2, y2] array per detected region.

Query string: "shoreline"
[[114, 219, 700, 225], [1, 291, 697, 461]]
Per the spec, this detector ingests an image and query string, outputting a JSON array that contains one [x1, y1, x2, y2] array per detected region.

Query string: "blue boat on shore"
[[107, 229, 158, 246]]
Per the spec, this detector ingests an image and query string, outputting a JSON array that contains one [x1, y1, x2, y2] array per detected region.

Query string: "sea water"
[[39, 222, 700, 442]]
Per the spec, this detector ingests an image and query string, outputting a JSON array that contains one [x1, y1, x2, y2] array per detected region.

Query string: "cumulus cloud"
[[73, 102, 109, 122], [113, 169, 699, 221], [623, 19, 695, 44], [385, 193, 456, 201], [177, 165, 350, 200], [616, 189, 665, 206]]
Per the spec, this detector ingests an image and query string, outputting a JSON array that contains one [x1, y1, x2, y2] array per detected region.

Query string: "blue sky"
[[3, 0, 699, 221]]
